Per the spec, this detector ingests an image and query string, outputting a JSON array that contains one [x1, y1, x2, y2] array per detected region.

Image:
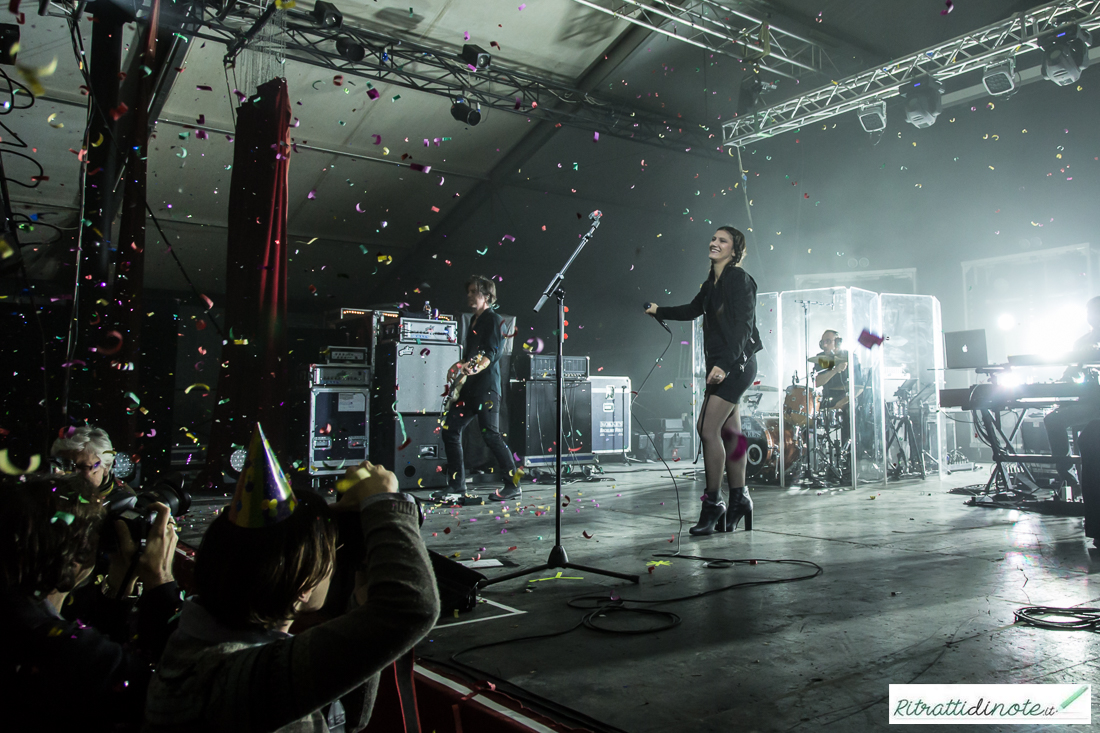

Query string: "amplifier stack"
[[308, 356, 371, 476], [370, 317, 460, 490]]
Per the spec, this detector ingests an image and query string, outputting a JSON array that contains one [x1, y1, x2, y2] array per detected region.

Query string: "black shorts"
[[705, 355, 758, 404]]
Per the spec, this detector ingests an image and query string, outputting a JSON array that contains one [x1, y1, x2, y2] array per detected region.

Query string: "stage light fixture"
[[857, 101, 886, 132], [112, 452, 134, 480], [336, 37, 365, 62], [902, 77, 943, 129], [982, 57, 1017, 95], [1040, 24, 1091, 86], [450, 97, 481, 126], [229, 448, 248, 474], [311, 1, 343, 29], [460, 44, 490, 70], [735, 68, 776, 117]]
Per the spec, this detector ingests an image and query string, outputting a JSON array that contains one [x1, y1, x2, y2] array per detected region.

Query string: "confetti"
[[184, 383, 211, 394], [663, 383, 673, 391], [728, 434, 748, 461], [858, 329, 885, 348], [15, 56, 58, 96], [0, 450, 42, 475]]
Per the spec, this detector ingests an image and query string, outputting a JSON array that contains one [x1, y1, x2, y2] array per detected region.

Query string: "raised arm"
[[655, 284, 707, 322], [243, 499, 440, 732]]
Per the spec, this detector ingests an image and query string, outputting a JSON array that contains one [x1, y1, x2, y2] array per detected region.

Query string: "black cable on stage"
[[627, 323, 693, 553], [440, 557, 822, 710], [1014, 606, 1100, 631]]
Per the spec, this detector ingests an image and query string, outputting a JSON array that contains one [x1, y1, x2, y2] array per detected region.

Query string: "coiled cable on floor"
[[1014, 606, 1100, 631]]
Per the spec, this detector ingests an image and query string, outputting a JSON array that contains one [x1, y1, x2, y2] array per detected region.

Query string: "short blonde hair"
[[51, 425, 115, 473]]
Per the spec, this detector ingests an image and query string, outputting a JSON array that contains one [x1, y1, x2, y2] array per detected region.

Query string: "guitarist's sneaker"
[[492, 484, 521, 501]]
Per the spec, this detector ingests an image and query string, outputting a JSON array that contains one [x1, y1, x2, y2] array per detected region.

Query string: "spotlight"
[[857, 100, 886, 132], [460, 43, 490, 70], [982, 57, 1017, 95], [112, 452, 134, 480], [311, 1, 342, 29], [450, 97, 481, 126], [997, 313, 1016, 331], [736, 66, 776, 117], [229, 448, 248, 474], [336, 37, 365, 62], [1040, 24, 1091, 86], [902, 77, 942, 129]]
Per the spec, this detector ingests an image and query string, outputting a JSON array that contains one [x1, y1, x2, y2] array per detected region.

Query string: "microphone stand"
[[481, 211, 640, 587]]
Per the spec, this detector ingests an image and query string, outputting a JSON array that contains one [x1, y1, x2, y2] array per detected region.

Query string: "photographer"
[[0, 474, 181, 732], [51, 424, 132, 497], [145, 442, 440, 732]]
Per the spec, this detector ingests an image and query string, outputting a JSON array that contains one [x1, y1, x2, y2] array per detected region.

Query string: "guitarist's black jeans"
[[442, 390, 518, 491]]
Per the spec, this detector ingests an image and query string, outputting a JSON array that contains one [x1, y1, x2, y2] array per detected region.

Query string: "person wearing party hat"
[[145, 423, 440, 732]]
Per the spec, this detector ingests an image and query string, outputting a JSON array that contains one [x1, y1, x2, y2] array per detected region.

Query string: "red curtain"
[[199, 78, 291, 488]]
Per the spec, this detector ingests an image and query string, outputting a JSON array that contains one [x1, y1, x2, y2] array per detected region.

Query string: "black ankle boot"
[[721, 486, 753, 532], [689, 493, 727, 536]]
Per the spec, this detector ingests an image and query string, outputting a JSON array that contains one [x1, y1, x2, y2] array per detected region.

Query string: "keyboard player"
[[1044, 296, 1100, 494]]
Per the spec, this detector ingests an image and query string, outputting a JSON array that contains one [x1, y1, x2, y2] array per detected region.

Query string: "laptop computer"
[[943, 329, 988, 370]]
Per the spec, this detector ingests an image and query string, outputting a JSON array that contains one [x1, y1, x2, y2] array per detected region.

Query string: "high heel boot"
[[689, 491, 727, 536], [720, 486, 753, 532]]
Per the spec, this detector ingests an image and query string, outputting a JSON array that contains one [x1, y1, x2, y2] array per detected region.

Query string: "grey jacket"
[[144, 498, 439, 732]]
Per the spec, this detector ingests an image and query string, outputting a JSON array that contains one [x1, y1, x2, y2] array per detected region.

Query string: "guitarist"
[[442, 276, 522, 501]]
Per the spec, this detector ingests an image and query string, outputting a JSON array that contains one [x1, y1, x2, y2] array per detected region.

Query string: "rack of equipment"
[[371, 317, 460, 490]]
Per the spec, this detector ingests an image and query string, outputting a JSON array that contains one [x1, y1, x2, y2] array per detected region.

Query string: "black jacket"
[[1, 582, 181, 732], [462, 309, 506, 399], [657, 266, 762, 374]]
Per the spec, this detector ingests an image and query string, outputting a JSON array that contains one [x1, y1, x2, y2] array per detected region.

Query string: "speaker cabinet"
[[508, 379, 593, 466], [308, 388, 369, 476], [370, 413, 449, 490]]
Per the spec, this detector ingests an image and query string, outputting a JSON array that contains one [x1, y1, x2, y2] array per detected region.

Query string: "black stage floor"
[[180, 464, 1100, 733]]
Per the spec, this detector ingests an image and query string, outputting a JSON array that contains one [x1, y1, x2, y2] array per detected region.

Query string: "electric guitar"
[[443, 350, 486, 412]]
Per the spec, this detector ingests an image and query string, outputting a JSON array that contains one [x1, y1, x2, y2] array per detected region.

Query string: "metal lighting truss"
[[182, 0, 722, 155], [722, 0, 1100, 148], [566, 0, 831, 81]]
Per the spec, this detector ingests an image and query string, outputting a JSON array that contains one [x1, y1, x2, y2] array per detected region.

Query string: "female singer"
[[646, 226, 762, 536]]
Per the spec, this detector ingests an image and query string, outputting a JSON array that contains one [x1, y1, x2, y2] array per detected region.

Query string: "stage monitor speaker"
[[374, 341, 460, 414], [309, 388, 369, 476], [370, 413, 448, 490], [590, 376, 630, 454], [508, 379, 593, 466]]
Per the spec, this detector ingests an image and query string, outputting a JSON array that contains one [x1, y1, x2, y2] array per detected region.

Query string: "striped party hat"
[[226, 423, 297, 528]]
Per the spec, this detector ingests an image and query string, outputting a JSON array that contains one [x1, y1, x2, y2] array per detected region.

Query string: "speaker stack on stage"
[[370, 318, 460, 490], [308, 347, 371, 477], [508, 354, 632, 468]]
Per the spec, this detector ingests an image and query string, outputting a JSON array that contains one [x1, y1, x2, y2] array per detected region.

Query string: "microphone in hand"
[[643, 302, 671, 333]]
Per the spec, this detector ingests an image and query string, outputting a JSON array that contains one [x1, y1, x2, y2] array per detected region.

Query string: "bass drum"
[[783, 385, 818, 426], [741, 415, 800, 483]]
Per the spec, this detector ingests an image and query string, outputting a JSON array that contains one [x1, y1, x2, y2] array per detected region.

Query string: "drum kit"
[[740, 358, 853, 485]]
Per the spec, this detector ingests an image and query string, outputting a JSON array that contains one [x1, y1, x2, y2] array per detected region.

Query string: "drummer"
[[813, 330, 849, 408]]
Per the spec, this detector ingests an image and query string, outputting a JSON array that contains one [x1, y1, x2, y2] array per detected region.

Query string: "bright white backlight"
[[997, 313, 1016, 331]]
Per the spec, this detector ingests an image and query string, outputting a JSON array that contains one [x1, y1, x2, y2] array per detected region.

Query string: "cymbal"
[[747, 384, 778, 392]]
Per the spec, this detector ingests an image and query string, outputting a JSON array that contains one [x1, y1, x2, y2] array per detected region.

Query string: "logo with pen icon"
[[888, 684, 1090, 724]]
